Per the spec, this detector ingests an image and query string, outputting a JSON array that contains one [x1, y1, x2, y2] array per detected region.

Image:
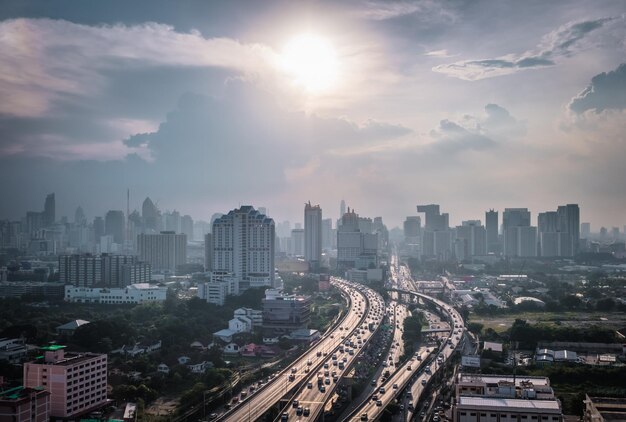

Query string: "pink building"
[[0, 386, 50, 422], [23, 345, 107, 418]]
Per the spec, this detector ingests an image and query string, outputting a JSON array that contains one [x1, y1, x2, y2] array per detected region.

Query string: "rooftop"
[[458, 374, 550, 387], [458, 396, 561, 411]]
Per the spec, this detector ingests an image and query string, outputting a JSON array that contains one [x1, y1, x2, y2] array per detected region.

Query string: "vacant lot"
[[471, 311, 626, 333]]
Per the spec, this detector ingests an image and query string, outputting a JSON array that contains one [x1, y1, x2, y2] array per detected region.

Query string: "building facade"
[[211, 206, 275, 292], [64, 283, 167, 304], [23, 346, 107, 418], [0, 386, 50, 422], [262, 289, 311, 334], [304, 202, 322, 270], [137, 231, 187, 272]]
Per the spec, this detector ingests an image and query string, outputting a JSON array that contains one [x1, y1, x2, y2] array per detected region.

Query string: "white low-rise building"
[[64, 283, 167, 304]]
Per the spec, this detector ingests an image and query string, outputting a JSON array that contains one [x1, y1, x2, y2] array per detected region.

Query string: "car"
[[392, 383, 398, 389], [296, 406, 303, 416], [281, 412, 289, 421], [303, 408, 310, 416], [293, 400, 299, 408], [360, 414, 368, 421], [325, 378, 330, 384], [288, 374, 295, 381], [307, 382, 313, 389], [379, 387, 386, 394], [320, 385, 326, 392], [208, 413, 218, 419], [371, 379, 377, 386], [376, 400, 383, 406]]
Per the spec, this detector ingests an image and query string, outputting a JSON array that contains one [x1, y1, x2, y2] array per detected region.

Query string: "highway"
[[276, 282, 385, 422], [218, 278, 371, 422], [346, 260, 466, 421]]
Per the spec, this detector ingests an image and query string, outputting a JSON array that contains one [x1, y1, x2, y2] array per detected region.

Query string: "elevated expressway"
[[346, 286, 465, 422], [217, 278, 378, 422], [275, 282, 385, 422]]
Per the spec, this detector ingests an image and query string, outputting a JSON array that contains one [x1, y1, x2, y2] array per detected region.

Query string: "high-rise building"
[[417, 204, 451, 260], [580, 222, 591, 239], [557, 204, 580, 255], [181, 214, 194, 240], [291, 229, 305, 256], [340, 200, 346, 219], [59, 254, 150, 287], [485, 209, 499, 253], [503, 208, 534, 257], [337, 208, 379, 269], [43, 193, 55, 227], [93, 216, 104, 241], [455, 220, 487, 259], [404, 216, 421, 257], [104, 210, 125, 244], [321, 218, 333, 250], [23, 346, 107, 418], [165, 210, 181, 233], [304, 202, 322, 270], [142, 197, 159, 232], [211, 206, 275, 292], [74, 206, 86, 226], [137, 231, 187, 272], [204, 233, 213, 271]]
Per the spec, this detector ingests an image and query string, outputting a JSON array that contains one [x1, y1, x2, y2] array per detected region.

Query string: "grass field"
[[470, 311, 626, 333]]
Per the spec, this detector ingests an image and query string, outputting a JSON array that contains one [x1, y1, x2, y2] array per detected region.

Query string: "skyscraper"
[[321, 218, 333, 250], [304, 201, 322, 270], [211, 206, 275, 292], [340, 199, 346, 218], [43, 193, 55, 227], [142, 197, 159, 232], [417, 204, 451, 259], [181, 214, 194, 239], [580, 222, 591, 239], [503, 208, 533, 257], [485, 209, 499, 253], [557, 204, 580, 255], [74, 206, 86, 226], [104, 210, 125, 244]]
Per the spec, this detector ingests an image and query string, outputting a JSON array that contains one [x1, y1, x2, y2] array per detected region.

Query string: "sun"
[[280, 33, 339, 93]]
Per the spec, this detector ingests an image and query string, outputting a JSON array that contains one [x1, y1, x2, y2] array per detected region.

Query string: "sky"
[[0, 0, 625, 229]]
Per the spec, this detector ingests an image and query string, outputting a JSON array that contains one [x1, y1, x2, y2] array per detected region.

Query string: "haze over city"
[[0, 0, 625, 227]]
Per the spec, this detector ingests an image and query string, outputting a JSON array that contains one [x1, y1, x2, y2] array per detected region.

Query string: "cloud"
[[433, 17, 617, 81], [0, 18, 277, 118], [353, 1, 457, 22], [569, 63, 626, 114], [429, 119, 496, 153], [424, 49, 454, 58]]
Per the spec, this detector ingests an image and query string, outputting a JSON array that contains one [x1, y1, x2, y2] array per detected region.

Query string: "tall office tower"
[[304, 202, 322, 270], [204, 233, 213, 271], [417, 204, 451, 259], [455, 220, 487, 259], [104, 210, 125, 244], [25, 211, 44, 234], [142, 197, 159, 232], [43, 193, 55, 227], [74, 206, 86, 226], [580, 222, 591, 239], [23, 346, 107, 418], [557, 204, 580, 255], [340, 200, 346, 218], [503, 208, 532, 257], [321, 218, 333, 250], [517, 226, 538, 257], [417, 204, 449, 231], [337, 208, 379, 269], [137, 231, 187, 272], [93, 216, 104, 241], [181, 214, 194, 240], [291, 228, 305, 256], [485, 209, 499, 253], [403, 216, 421, 238], [211, 206, 275, 292], [165, 210, 181, 233], [538, 211, 558, 233]]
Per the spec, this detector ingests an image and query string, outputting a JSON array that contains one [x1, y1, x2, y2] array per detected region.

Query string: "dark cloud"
[[569, 63, 626, 114]]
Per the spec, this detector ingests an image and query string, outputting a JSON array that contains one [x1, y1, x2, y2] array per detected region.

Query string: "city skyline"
[[0, 1, 625, 228]]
